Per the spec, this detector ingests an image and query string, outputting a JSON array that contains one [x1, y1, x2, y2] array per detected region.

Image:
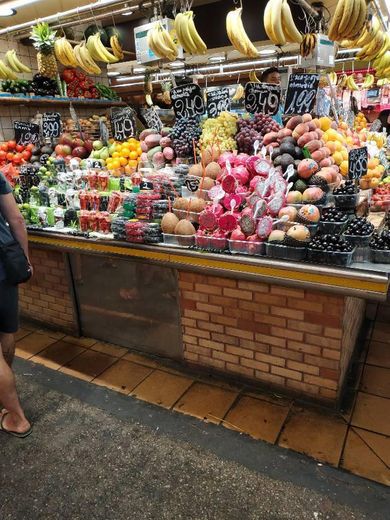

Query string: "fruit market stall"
[[2, 0, 390, 407]]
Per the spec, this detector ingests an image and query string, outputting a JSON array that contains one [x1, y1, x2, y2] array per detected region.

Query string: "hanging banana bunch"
[[232, 84, 245, 101], [54, 37, 77, 68], [110, 34, 124, 60], [174, 11, 207, 54], [328, 0, 368, 42], [300, 34, 317, 58], [328, 72, 338, 86], [147, 21, 178, 61], [226, 7, 258, 58], [264, 0, 302, 46], [87, 32, 119, 64], [249, 70, 260, 83], [4, 49, 31, 74], [361, 74, 375, 89]]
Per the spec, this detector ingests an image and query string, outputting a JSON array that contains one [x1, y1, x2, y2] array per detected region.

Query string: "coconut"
[[174, 219, 196, 235], [287, 224, 310, 241], [189, 163, 203, 177], [268, 230, 286, 242], [205, 161, 221, 180], [201, 177, 215, 190], [161, 212, 179, 234]]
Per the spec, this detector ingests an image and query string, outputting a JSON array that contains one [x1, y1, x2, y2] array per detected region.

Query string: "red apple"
[[72, 146, 88, 159], [59, 133, 74, 147], [55, 144, 72, 157], [72, 138, 85, 149]]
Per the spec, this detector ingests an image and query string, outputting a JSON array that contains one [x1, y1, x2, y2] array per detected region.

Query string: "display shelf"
[[0, 95, 126, 107], [28, 231, 390, 301]]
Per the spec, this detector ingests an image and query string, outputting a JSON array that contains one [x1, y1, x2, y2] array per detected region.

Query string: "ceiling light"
[[258, 48, 277, 56], [122, 10, 133, 16], [0, 0, 39, 9], [169, 61, 184, 68], [209, 55, 225, 63], [107, 71, 120, 76], [0, 8, 16, 16], [133, 66, 146, 73]]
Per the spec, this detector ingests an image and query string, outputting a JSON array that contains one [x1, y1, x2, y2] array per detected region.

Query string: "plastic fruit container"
[[228, 239, 265, 256], [173, 209, 200, 223], [343, 232, 373, 247], [265, 243, 307, 261], [163, 233, 195, 248], [318, 220, 348, 235], [371, 249, 390, 263], [195, 235, 228, 252], [307, 248, 355, 266], [333, 193, 359, 210]]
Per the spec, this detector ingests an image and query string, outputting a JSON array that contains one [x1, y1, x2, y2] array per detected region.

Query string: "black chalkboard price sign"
[[185, 177, 200, 193], [143, 107, 163, 132], [42, 112, 61, 139], [171, 84, 205, 119], [207, 88, 231, 118], [110, 107, 136, 141], [284, 73, 319, 116], [348, 147, 368, 180], [14, 121, 40, 146], [245, 83, 281, 115]]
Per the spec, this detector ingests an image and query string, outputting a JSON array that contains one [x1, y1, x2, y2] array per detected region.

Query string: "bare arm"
[[0, 193, 30, 264]]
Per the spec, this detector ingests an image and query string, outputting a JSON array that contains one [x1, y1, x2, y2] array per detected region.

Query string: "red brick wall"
[[19, 247, 77, 333], [179, 271, 364, 405]]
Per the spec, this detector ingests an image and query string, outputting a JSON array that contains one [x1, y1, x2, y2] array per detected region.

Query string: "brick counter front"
[[19, 247, 77, 334], [179, 271, 365, 405]]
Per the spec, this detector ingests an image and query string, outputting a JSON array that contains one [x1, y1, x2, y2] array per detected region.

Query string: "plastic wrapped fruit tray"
[[371, 249, 390, 264], [228, 240, 265, 256], [265, 243, 307, 261], [173, 209, 200, 223], [307, 248, 355, 267], [275, 220, 318, 237], [333, 193, 359, 210], [318, 220, 348, 234], [195, 236, 228, 252], [162, 233, 195, 248], [181, 187, 210, 201], [343, 232, 373, 247]]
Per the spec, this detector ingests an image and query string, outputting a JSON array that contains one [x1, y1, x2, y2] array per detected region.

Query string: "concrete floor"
[[0, 360, 388, 520]]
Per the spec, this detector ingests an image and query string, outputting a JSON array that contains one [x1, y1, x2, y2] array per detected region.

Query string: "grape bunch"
[[199, 111, 238, 152], [170, 116, 202, 158], [235, 114, 280, 154]]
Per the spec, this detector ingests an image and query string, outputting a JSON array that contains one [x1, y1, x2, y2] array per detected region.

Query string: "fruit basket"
[[371, 249, 390, 264], [343, 232, 374, 247], [333, 193, 359, 210], [318, 220, 348, 234], [307, 248, 355, 267], [195, 236, 228, 252], [228, 239, 265, 256], [162, 233, 195, 248], [265, 243, 307, 261]]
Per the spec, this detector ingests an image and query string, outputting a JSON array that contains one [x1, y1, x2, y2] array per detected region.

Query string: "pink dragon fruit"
[[257, 216, 274, 239]]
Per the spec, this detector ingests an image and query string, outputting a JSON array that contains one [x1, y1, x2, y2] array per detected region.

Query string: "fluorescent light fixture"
[[133, 66, 146, 73], [337, 47, 362, 53], [259, 48, 277, 56], [122, 10, 133, 16], [0, 0, 39, 9], [0, 8, 16, 16], [209, 55, 226, 63], [107, 71, 120, 76], [169, 61, 184, 68]]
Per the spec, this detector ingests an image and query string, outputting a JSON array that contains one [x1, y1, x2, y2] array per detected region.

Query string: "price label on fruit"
[[244, 83, 281, 116], [284, 73, 319, 116], [42, 112, 61, 139], [171, 84, 205, 119], [185, 177, 200, 193], [348, 147, 368, 180], [207, 88, 231, 118], [14, 121, 40, 146], [110, 107, 136, 141], [143, 107, 163, 132]]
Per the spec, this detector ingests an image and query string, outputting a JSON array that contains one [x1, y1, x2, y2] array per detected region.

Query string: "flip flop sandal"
[[0, 412, 33, 439]]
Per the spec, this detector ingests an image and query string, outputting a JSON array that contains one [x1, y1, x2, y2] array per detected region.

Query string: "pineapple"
[[30, 23, 58, 79]]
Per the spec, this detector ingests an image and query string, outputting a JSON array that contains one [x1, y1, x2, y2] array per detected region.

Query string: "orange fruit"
[[119, 157, 128, 166], [340, 160, 348, 175], [128, 159, 138, 168], [129, 150, 138, 160], [121, 148, 130, 158], [112, 151, 120, 158], [332, 151, 343, 165], [319, 116, 332, 131], [370, 178, 380, 188], [111, 159, 121, 169]]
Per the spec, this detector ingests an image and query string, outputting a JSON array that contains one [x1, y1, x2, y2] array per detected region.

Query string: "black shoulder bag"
[[0, 240, 32, 285]]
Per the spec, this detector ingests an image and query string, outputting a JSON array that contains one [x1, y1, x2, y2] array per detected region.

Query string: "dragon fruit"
[[222, 193, 242, 210], [267, 194, 286, 217], [231, 165, 249, 186], [257, 216, 274, 239], [221, 173, 236, 194], [219, 212, 238, 232], [218, 151, 237, 169], [240, 211, 256, 236], [231, 227, 246, 241], [199, 208, 218, 231]]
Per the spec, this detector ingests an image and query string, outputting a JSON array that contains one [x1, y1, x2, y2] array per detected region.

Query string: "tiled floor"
[[13, 307, 390, 487]]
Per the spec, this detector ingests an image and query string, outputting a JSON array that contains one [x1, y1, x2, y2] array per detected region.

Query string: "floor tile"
[[376, 304, 390, 323], [93, 360, 153, 394], [35, 328, 66, 340], [360, 365, 390, 398], [91, 342, 128, 358], [366, 341, 390, 369], [132, 370, 194, 409], [60, 350, 117, 382], [224, 395, 289, 443], [245, 390, 292, 408], [31, 341, 86, 370], [351, 392, 390, 436], [14, 328, 32, 341], [278, 407, 348, 466], [356, 427, 390, 467], [371, 322, 390, 344], [62, 336, 97, 348], [16, 332, 58, 359], [174, 382, 239, 424], [341, 428, 390, 486], [123, 351, 162, 368]]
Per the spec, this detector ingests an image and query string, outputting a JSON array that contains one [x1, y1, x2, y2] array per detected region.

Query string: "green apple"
[[93, 140, 104, 151]]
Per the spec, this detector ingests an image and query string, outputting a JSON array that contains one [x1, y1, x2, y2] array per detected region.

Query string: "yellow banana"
[[328, 0, 347, 41], [264, 0, 277, 44], [226, 8, 258, 57], [347, 74, 359, 91], [185, 11, 207, 54], [270, 0, 286, 46], [0, 59, 17, 80], [281, 0, 301, 44], [110, 35, 124, 60], [232, 84, 245, 101], [249, 70, 260, 83], [5, 49, 31, 73]]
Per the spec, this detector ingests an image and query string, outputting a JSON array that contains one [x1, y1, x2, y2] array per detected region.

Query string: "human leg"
[[0, 332, 15, 366], [0, 279, 18, 367], [0, 346, 31, 434]]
